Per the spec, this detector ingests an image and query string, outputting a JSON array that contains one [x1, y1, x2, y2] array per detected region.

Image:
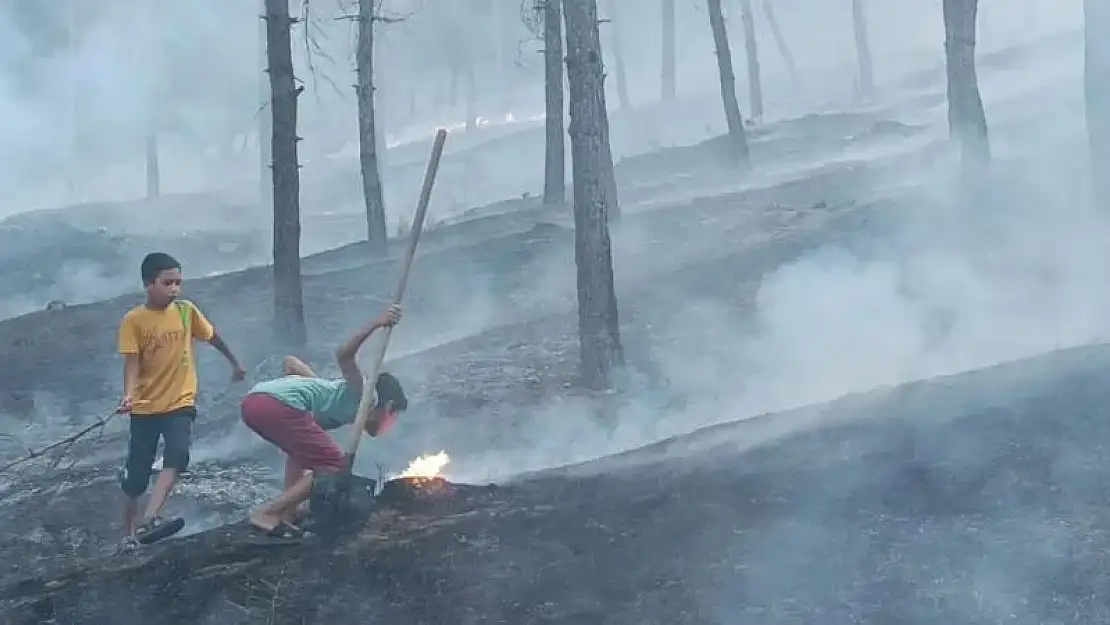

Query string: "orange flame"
[[396, 451, 450, 480]]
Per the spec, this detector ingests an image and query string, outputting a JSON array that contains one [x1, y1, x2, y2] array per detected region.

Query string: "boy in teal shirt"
[[240, 305, 407, 537]]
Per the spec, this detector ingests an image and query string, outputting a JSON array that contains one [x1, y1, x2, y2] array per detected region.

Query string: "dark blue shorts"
[[119, 406, 196, 497]]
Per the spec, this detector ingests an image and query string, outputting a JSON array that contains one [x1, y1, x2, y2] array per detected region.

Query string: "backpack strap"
[[174, 300, 192, 336], [174, 300, 193, 368]]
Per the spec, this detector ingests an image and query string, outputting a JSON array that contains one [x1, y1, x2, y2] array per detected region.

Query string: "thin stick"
[[0, 411, 117, 474], [346, 128, 448, 460]]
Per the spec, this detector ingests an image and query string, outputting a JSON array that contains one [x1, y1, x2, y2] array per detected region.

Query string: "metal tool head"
[[309, 458, 377, 539]]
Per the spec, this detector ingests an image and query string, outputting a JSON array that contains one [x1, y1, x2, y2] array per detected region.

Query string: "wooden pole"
[[345, 129, 448, 461]]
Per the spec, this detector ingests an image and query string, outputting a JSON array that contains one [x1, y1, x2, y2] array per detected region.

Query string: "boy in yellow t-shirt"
[[116, 252, 246, 546]]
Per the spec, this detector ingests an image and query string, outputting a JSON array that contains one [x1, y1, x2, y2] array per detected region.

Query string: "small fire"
[[396, 451, 450, 480]]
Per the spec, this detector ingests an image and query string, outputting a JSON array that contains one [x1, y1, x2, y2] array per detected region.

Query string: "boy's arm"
[[119, 355, 140, 413], [118, 316, 140, 412], [334, 321, 378, 394], [190, 302, 246, 380], [283, 355, 317, 378], [335, 305, 402, 391], [209, 333, 246, 380]]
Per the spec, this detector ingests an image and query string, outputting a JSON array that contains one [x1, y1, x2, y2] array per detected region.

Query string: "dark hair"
[[140, 252, 181, 285], [376, 372, 408, 412]]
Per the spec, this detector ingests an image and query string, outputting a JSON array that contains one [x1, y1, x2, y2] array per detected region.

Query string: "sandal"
[[134, 516, 186, 545], [250, 520, 307, 540]]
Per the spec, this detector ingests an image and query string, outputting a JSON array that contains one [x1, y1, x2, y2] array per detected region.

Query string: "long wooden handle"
[[346, 129, 448, 459]]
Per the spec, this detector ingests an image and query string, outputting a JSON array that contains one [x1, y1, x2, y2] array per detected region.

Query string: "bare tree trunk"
[[602, 125, 621, 222], [144, 134, 160, 199], [943, 0, 990, 170], [265, 0, 307, 348], [465, 64, 478, 132], [543, 0, 566, 209], [738, 0, 763, 121], [1086, 0, 1110, 206], [258, 4, 273, 214], [661, 0, 676, 101], [707, 0, 751, 166], [65, 0, 79, 198], [851, 0, 875, 98], [376, 92, 389, 173], [449, 64, 460, 105], [143, 0, 161, 202], [564, 0, 624, 390], [357, 0, 387, 254], [761, 0, 799, 87], [602, 0, 632, 110]]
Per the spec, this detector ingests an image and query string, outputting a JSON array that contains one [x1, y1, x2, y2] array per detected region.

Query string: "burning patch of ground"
[[4, 342, 1110, 623]]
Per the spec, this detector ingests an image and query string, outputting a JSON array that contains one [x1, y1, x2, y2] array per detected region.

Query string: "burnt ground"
[[0, 115, 949, 596], [0, 155, 901, 570], [0, 34, 1092, 623], [4, 342, 1110, 624]]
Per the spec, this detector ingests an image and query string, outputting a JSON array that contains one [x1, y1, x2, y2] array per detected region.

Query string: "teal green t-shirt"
[[249, 375, 362, 431]]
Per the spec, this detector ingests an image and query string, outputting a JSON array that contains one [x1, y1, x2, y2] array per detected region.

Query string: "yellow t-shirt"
[[118, 300, 215, 416]]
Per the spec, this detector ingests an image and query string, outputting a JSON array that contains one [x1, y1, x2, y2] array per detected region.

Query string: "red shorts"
[[240, 393, 346, 473]]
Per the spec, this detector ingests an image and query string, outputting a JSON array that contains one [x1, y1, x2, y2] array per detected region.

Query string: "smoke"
[[0, 3, 1105, 622]]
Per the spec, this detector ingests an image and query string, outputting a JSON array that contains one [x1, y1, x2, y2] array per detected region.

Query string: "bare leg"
[[122, 496, 140, 536], [251, 471, 315, 530], [281, 455, 309, 523], [141, 468, 179, 521], [283, 454, 306, 488]]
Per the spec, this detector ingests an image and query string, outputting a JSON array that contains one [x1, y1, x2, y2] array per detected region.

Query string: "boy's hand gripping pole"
[[345, 129, 448, 463]]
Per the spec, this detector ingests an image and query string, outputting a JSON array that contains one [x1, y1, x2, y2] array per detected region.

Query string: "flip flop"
[[135, 516, 186, 545], [250, 520, 307, 540]]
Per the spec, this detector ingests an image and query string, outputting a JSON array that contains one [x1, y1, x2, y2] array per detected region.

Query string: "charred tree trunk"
[[144, 1, 161, 202], [265, 0, 307, 348], [543, 0, 567, 209], [943, 0, 990, 170], [1085, 0, 1110, 206], [661, 0, 676, 101], [563, 0, 624, 390], [357, 0, 387, 254], [602, 0, 632, 110], [258, 6, 273, 214], [761, 0, 799, 87], [144, 134, 160, 199], [601, 125, 621, 222], [449, 63, 460, 105], [738, 0, 763, 121], [707, 0, 751, 167], [851, 0, 874, 98], [465, 64, 478, 132]]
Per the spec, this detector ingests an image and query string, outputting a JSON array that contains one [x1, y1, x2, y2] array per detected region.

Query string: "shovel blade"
[[309, 471, 377, 537]]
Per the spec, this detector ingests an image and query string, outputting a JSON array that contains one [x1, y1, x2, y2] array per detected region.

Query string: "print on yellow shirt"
[[118, 299, 215, 416]]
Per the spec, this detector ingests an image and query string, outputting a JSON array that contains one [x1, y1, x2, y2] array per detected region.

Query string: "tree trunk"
[[602, 125, 621, 222], [357, 0, 387, 254], [707, 0, 751, 167], [465, 64, 478, 132], [1086, 0, 1110, 206], [851, 0, 874, 98], [258, 1, 272, 213], [943, 0, 990, 170], [661, 0, 676, 101], [265, 0, 307, 348], [144, 134, 160, 199], [449, 63, 460, 105], [563, 0, 624, 390], [543, 0, 566, 209], [738, 0, 763, 121], [761, 0, 799, 87], [602, 0, 632, 110]]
